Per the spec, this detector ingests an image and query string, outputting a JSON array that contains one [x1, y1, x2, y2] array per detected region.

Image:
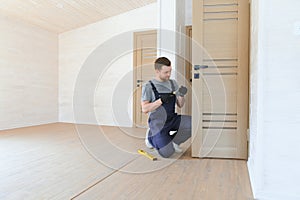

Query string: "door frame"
[[185, 25, 193, 116]]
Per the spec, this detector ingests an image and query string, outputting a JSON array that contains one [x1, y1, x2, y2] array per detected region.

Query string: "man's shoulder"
[[152, 79, 177, 84], [143, 80, 152, 85], [142, 80, 153, 89], [143, 79, 177, 87]]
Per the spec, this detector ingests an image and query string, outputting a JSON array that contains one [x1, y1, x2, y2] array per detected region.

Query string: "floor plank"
[[0, 123, 115, 199], [0, 123, 253, 200], [75, 157, 253, 200]]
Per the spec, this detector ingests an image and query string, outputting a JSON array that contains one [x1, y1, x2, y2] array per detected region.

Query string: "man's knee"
[[158, 143, 175, 158]]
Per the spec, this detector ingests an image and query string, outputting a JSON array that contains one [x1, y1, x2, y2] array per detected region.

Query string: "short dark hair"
[[154, 57, 171, 70]]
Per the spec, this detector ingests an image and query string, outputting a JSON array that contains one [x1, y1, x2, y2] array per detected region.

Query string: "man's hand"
[[177, 86, 187, 97]]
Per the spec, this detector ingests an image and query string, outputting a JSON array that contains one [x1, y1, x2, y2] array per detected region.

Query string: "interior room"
[[1, 0, 299, 199]]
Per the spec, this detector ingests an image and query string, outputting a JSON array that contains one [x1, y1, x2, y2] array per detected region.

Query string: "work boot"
[[145, 128, 153, 149], [173, 142, 183, 153]]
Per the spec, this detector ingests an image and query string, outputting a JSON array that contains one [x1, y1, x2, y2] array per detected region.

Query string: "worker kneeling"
[[141, 57, 191, 158]]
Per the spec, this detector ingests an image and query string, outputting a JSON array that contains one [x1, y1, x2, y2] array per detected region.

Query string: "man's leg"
[[157, 142, 175, 158], [173, 115, 191, 145]]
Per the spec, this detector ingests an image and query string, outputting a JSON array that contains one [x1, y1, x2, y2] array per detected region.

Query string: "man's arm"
[[141, 99, 162, 114], [176, 85, 187, 108], [176, 96, 185, 108]]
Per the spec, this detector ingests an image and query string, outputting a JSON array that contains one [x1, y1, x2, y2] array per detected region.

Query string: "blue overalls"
[[147, 80, 182, 152]]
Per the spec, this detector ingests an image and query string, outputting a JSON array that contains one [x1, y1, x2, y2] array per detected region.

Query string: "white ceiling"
[[0, 0, 157, 33]]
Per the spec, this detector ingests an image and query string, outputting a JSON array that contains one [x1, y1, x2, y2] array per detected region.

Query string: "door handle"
[[194, 65, 208, 70], [137, 80, 143, 83]]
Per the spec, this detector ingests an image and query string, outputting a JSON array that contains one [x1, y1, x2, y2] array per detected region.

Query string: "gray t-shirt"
[[141, 78, 179, 103]]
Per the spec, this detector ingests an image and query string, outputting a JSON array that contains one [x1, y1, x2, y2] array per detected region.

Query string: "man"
[[141, 57, 191, 158]]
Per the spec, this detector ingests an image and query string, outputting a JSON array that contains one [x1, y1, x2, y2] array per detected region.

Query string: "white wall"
[[185, 0, 192, 26], [248, 0, 300, 199], [175, 0, 187, 85], [0, 14, 58, 130], [59, 3, 158, 127], [157, 0, 177, 68], [158, 0, 187, 83]]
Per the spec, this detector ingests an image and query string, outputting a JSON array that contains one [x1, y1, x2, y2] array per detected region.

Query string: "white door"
[[192, 0, 249, 159]]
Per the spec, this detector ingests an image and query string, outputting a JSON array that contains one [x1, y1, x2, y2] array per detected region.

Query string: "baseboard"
[[0, 121, 59, 131]]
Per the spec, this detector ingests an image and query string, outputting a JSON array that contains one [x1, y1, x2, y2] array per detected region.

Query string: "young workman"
[[141, 57, 191, 158]]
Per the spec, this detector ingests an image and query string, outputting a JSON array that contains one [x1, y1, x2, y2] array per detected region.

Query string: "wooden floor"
[[0, 123, 253, 200]]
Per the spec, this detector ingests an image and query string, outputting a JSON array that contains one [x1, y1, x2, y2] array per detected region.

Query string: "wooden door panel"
[[204, 21, 238, 59], [133, 30, 157, 128], [200, 147, 237, 158], [204, 0, 238, 5], [203, 113, 237, 121], [203, 59, 238, 68], [203, 76, 237, 93], [203, 130, 237, 148], [204, 0, 239, 8], [202, 121, 237, 128], [204, 4, 238, 13], [192, 0, 249, 159], [202, 95, 237, 113], [204, 13, 238, 20], [204, 67, 238, 74]]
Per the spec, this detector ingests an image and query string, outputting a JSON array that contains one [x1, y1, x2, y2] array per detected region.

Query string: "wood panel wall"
[[58, 3, 158, 127], [0, 14, 58, 130]]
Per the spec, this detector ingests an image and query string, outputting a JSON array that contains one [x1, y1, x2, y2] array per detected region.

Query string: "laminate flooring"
[[0, 123, 253, 200]]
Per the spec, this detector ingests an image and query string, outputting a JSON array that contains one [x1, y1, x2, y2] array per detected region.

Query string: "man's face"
[[156, 65, 172, 81]]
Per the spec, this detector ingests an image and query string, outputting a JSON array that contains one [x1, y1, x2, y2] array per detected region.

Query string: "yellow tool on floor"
[[138, 149, 157, 161]]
